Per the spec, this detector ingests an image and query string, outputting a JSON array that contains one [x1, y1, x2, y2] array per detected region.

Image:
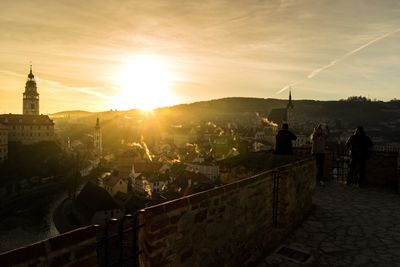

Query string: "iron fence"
[[272, 171, 280, 228], [96, 211, 145, 267]]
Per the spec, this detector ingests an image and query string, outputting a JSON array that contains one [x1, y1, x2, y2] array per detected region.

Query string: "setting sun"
[[111, 55, 178, 111]]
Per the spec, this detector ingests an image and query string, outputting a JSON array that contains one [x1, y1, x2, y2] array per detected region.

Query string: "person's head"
[[282, 123, 289, 130], [314, 124, 323, 134], [355, 126, 364, 135]]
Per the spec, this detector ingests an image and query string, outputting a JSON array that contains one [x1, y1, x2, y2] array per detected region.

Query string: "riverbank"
[[0, 181, 67, 216], [53, 197, 81, 233]]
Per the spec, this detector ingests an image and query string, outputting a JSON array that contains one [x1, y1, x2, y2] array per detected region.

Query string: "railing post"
[[272, 170, 280, 228], [119, 214, 132, 266], [104, 218, 118, 266], [133, 210, 141, 267]]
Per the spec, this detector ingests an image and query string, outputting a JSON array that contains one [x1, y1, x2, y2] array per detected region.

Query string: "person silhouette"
[[311, 123, 329, 186], [346, 126, 373, 187], [275, 123, 297, 155]]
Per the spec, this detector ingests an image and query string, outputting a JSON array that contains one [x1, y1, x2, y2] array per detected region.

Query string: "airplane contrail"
[[277, 27, 400, 94], [307, 28, 400, 79]]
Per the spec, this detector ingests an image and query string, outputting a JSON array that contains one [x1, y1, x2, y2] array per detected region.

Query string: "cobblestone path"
[[260, 183, 400, 267]]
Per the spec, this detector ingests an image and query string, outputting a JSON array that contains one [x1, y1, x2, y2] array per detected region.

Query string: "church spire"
[[95, 115, 100, 128], [287, 88, 294, 109], [94, 115, 102, 156]]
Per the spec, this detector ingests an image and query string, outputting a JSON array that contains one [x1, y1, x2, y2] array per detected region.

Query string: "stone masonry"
[[138, 159, 315, 267]]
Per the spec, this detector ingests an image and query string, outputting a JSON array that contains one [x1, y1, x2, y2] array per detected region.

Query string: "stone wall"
[[277, 160, 315, 228], [0, 226, 97, 267], [0, 159, 315, 267], [138, 159, 315, 267]]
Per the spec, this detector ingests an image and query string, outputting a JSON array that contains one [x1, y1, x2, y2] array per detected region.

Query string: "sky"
[[0, 0, 399, 113]]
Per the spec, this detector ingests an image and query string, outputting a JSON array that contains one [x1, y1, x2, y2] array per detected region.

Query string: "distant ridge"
[[49, 97, 400, 129], [50, 110, 92, 116]]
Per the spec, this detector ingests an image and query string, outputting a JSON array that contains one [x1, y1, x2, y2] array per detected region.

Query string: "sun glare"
[[111, 55, 178, 111]]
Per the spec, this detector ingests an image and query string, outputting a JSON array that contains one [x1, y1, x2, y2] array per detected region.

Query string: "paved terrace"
[[261, 183, 400, 267]]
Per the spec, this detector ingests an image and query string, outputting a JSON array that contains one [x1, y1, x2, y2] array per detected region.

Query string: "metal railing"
[[326, 151, 350, 184], [96, 211, 145, 267], [272, 171, 280, 228]]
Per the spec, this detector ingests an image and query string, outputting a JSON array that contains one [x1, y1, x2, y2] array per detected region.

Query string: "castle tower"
[[23, 65, 40, 115], [94, 116, 102, 156]]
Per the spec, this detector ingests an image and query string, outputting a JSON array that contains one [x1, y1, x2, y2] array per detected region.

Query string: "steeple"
[[95, 115, 100, 129], [23, 64, 39, 115], [287, 88, 294, 109], [94, 116, 102, 156]]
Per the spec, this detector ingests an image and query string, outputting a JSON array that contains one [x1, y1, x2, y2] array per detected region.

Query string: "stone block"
[[164, 198, 189, 213], [0, 241, 46, 266], [50, 252, 72, 267], [49, 226, 96, 251]]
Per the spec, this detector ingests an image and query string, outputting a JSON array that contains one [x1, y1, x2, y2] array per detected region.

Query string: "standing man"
[[346, 126, 373, 187], [311, 124, 329, 186], [275, 123, 297, 155]]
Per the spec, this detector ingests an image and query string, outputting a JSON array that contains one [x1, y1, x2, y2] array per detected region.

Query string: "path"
[[261, 183, 400, 267]]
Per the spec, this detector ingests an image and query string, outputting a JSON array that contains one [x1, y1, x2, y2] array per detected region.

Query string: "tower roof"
[[28, 65, 34, 79], [24, 64, 38, 95]]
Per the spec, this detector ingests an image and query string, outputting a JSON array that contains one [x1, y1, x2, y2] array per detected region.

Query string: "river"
[[0, 186, 69, 253]]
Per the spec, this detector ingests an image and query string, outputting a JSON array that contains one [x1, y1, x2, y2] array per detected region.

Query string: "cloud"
[[307, 28, 400, 79], [1, 0, 400, 112], [277, 27, 400, 94]]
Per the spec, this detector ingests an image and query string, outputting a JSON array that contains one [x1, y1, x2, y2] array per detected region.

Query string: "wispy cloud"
[[278, 27, 400, 94], [307, 28, 400, 79]]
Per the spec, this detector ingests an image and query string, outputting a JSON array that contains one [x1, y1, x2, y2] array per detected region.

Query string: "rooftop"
[[0, 114, 54, 126]]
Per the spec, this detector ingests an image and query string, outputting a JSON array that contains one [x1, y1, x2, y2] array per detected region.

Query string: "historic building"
[[268, 89, 295, 128], [0, 66, 55, 145], [0, 114, 54, 144]]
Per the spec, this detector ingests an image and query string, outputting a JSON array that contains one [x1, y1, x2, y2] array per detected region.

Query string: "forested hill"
[[157, 97, 400, 127], [52, 97, 400, 127]]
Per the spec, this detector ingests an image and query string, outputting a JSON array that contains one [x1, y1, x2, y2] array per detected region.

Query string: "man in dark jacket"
[[346, 126, 373, 186], [275, 123, 297, 155]]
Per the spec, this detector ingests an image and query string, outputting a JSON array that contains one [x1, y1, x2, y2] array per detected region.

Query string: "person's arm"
[[345, 136, 352, 148], [324, 126, 330, 138]]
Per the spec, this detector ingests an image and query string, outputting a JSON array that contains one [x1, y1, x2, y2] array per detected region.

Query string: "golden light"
[[111, 55, 178, 111]]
